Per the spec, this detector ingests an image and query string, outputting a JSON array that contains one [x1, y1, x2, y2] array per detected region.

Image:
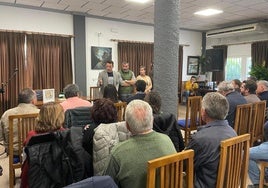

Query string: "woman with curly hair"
[[82, 98, 117, 157]]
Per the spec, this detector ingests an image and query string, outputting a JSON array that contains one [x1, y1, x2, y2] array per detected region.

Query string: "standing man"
[[97, 60, 121, 97], [0, 88, 40, 156], [186, 92, 237, 188], [104, 100, 176, 188], [118, 62, 136, 102]]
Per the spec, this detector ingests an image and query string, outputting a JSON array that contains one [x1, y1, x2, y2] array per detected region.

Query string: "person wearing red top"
[[21, 102, 65, 188]]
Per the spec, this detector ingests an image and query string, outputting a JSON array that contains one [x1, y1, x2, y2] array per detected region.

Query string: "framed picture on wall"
[[187, 56, 199, 75], [91, 46, 112, 69]]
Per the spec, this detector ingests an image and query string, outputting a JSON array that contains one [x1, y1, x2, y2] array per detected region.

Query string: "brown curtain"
[[252, 41, 268, 67], [178, 45, 183, 95], [117, 42, 154, 76], [0, 32, 25, 115], [27, 34, 73, 94], [212, 45, 227, 82]]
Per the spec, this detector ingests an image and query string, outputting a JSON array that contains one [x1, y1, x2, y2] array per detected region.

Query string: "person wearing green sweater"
[[118, 61, 136, 102], [104, 100, 177, 188]]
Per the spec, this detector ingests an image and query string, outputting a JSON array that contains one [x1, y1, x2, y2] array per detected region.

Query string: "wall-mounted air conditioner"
[[206, 22, 268, 38]]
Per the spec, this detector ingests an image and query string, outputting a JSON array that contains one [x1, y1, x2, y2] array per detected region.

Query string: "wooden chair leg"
[[259, 161, 268, 188]]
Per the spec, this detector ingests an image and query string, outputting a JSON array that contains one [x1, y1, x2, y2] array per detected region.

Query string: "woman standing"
[[137, 65, 152, 93]]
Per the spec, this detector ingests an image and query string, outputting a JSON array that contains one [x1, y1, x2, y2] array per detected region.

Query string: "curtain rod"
[[0, 29, 74, 38], [110, 39, 190, 46]]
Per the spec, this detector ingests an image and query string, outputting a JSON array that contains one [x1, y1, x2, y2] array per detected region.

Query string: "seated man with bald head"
[[104, 100, 176, 188]]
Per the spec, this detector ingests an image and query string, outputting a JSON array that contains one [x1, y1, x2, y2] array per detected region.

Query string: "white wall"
[[0, 5, 202, 95], [0, 6, 73, 34], [86, 17, 203, 89]]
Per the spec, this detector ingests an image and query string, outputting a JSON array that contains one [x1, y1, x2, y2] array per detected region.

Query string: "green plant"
[[250, 65, 268, 80]]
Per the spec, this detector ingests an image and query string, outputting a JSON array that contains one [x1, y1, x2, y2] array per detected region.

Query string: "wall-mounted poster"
[[187, 56, 200, 75], [91, 46, 112, 69]]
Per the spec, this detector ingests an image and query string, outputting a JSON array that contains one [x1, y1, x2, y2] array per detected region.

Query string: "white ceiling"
[[1, 0, 268, 31]]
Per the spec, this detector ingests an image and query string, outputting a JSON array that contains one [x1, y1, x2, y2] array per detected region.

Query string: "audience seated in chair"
[[60, 84, 92, 112], [240, 80, 260, 103], [0, 88, 39, 157], [256, 80, 268, 107], [248, 127, 268, 188], [21, 102, 92, 188], [21, 102, 65, 188], [82, 98, 117, 172], [93, 121, 131, 175], [231, 78, 242, 93], [64, 106, 93, 128], [103, 84, 120, 103], [126, 79, 146, 104], [144, 91, 184, 152], [186, 92, 237, 188], [104, 100, 176, 188], [184, 76, 198, 104], [217, 81, 247, 128]]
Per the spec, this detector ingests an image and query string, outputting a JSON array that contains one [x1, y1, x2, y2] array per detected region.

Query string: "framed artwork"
[[187, 56, 199, 75], [43, 89, 55, 103], [91, 46, 112, 69]]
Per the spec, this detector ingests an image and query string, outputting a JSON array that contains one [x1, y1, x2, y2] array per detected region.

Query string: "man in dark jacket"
[[126, 80, 146, 104], [144, 91, 184, 152], [186, 92, 237, 188]]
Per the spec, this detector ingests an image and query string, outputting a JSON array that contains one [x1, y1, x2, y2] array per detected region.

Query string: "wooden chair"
[[114, 102, 127, 122], [178, 96, 202, 145], [90, 86, 101, 100], [147, 149, 194, 188], [234, 103, 253, 136], [216, 134, 250, 188], [259, 161, 268, 188], [8, 113, 38, 188], [251, 101, 266, 146]]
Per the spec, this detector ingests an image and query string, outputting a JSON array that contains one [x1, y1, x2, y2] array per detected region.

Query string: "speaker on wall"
[[205, 48, 224, 71]]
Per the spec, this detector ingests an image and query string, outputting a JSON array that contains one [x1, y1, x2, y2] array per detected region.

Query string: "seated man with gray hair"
[[217, 81, 247, 128], [104, 100, 176, 188], [60, 84, 92, 112], [186, 92, 237, 188]]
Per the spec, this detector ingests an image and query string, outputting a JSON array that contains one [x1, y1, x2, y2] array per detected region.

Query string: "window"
[[225, 56, 252, 81]]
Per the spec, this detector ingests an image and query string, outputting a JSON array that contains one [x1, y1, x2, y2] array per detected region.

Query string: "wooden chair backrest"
[[185, 96, 202, 129], [147, 150, 194, 188], [259, 161, 268, 188], [114, 102, 127, 122], [216, 134, 250, 188], [90, 86, 101, 100], [251, 101, 266, 146], [234, 103, 252, 135], [8, 113, 38, 188]]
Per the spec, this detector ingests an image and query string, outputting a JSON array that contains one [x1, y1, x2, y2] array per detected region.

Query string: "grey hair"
[[125, 100, 153, 134], [64, 84, 79, 98], [217, 81, 234, 92], [202, 92, 229, 120], [257, 80, 268, 90], [18, 88, 36, 103]]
